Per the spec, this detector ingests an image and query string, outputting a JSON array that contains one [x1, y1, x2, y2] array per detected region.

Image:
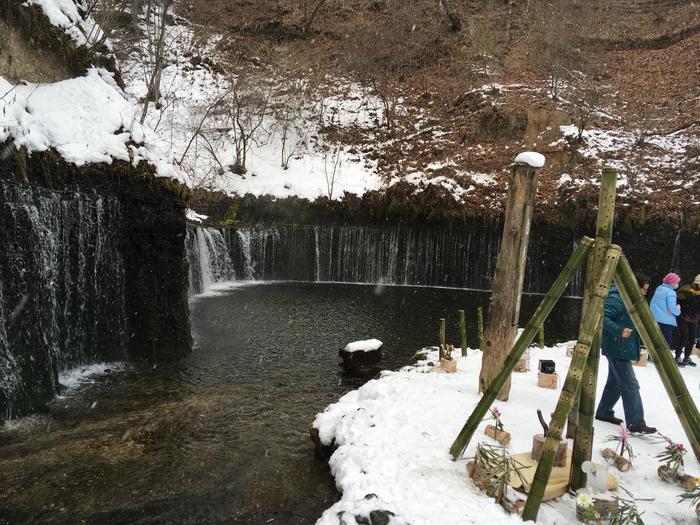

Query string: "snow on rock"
[[514, 151, 545, 168], [24, 0, 107, 49], [313, 343, 700, 525], [343, 339, 383, 353], [186, 209, 208, 223], [58, 362, 124, 390], [0, 69, 189, 184]]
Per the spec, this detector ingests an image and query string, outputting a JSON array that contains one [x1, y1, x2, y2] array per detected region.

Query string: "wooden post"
[[615, 255, 700, 460], [570, 166, 618, 490], [538, 324, 545, 349], [479, 154, 542, 400], [439, 317, 446, 359], [459, 309, 468, 357], [522, 244, 621, 521], [477, 307, 485, 352], [449, 236, 593, 459]]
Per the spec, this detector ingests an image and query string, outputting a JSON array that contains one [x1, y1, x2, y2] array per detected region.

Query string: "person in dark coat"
[[676, 274, 700, 367], [595, 274, 656, 434]]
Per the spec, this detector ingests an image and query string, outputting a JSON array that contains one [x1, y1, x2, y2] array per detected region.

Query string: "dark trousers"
[[596, 357, 645, 427], [659, 322, 674, 348], [676, 317, 698, 360]]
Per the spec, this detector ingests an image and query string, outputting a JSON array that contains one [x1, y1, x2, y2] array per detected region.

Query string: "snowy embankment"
[[313, 343, 700, 524]]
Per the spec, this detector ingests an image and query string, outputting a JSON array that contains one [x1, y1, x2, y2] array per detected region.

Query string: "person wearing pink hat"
[[675, 274, 700, 367], [650, 272, 682, 353]]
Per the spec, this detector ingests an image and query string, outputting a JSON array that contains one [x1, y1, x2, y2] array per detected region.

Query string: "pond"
[[0, 282, 581, 524]]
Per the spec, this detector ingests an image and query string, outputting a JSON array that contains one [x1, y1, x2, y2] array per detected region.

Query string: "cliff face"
[[0, 149, 191, 419]]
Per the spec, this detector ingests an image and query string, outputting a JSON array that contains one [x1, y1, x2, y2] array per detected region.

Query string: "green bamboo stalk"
[[439, 317, 446, 359], [538, 324, 545, 349], [570, 165, 618, 490], [449, 236, 594, 459], [615, 255, 700, 460], [522, 244, 621, 521], [477, 307, 485, 352], [459, 310, 468, 357]]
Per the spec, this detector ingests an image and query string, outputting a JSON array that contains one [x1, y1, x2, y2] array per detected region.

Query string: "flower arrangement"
[[655, 434, 686, 476], [605, 423, 634, 465], [576, 492, 600, 522], [609, 488, 646, 525], [490, 407, 504, 432]]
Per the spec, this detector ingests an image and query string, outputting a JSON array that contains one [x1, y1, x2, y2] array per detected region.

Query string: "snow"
[[0, 69, 189, 184], [514, 151, 545, 168], [343, 339, 383, 353], [314, 343, 700, 524], [186, 209, 208, 223], [25, 0, 107, 49]]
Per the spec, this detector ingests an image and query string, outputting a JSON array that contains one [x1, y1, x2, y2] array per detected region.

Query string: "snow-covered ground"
[[314, 343, 700, 524]]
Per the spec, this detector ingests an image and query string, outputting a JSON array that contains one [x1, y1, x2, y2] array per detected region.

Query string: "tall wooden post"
[[479, 153, 542, 400], [449, 236, 593, 459], [523, 245, 621, 521], [439, 317, 446, 359], [459, 310, 468, 357], [477, 307, 485, 352], [570, 166, 618, 490]]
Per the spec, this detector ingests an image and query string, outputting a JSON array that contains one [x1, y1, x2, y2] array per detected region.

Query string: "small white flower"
[[576, 493, 593, 508]]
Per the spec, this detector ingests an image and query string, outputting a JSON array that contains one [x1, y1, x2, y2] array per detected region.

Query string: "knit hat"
[[694, 274, 700, 285], [663, 272, 681, 285]]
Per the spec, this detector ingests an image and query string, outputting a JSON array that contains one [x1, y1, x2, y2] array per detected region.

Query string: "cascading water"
[[186, 223, 585, 296], [185, 225, 235, 295], [0, 181, 127, 419]]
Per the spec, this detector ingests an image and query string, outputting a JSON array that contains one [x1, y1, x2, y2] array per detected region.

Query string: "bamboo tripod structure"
[[448, 167, 700, 521]]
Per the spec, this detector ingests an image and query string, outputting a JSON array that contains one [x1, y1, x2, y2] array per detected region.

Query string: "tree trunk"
[[479, 161, 540, 400]]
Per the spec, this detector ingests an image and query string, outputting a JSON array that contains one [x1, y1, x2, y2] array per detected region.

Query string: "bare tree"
[[273, 80, 310, 170], [139, 0, 174, 123], [323, 145, 342, 200], [436, 0, 461, 32]]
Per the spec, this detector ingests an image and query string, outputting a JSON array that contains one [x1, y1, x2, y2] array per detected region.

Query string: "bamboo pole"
[[522, 244, 621, 521], [439, 317, 446, 359], [538, 324, 545, 349], [570, 165, 618, 490], [477, 307, 485, 352], [449, 236, 594, 459], [459, 310, 468, 357], [615, 255, 700, 460]]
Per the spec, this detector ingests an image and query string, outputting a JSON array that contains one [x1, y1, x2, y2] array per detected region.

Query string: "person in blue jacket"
[[595, 274, 656, 434], [650, 272, 682, 347]]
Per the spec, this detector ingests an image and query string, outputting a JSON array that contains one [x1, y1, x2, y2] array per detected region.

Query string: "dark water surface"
[[0, 283, 581, 524]]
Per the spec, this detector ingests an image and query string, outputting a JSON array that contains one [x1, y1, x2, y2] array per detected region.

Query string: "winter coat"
[[602, 284, 641, 361], [650, 283, 681, 327], [677, 283, 700, 322]]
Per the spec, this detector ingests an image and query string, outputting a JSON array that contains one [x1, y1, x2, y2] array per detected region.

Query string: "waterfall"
[[0, 181, 127, 419], [185, 226, 235, 295]]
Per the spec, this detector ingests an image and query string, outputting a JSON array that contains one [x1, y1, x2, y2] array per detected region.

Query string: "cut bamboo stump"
[[632, 349, 648, 367], [657, 465, 700, 488], [537, 372, 559, 389], [531, 434, 567, 466], [514, 350, 531, 372], [576, 497, 618, 524], [339, 341, 382, 375], [567, 345, 576, 358], [440, 358, 457, 373], [485, 425, 511, 446], [601, 448, 632, 472]]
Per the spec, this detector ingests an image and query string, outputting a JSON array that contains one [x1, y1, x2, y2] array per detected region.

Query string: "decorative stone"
[[485, 424, 511, 446], [537, 371, 559, 389], [532, 434, 568, 466]]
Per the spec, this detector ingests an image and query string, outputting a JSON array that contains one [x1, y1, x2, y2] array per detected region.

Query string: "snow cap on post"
[[514, 151, 545, 168]]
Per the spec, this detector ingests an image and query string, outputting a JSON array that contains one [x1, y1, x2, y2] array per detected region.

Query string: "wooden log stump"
[[537, 372, 559, 389], [576, 497, 618, 523], [514, 349, 531, 373], [440, 358, 457, 373], [467, 461, 494, 495], [531, 434, 567, 466], [601, 447, 632, 472], [567, 345, 575, 358], [657, 464, 700, 488], [485, 424, 511, 446]]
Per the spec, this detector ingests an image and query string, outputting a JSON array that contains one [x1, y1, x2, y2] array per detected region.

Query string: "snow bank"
[[0, 69, 189, 184], [186, 209, 208, 223], [514, 151, 545, 168], [25, 0, 107, 49], [314, 343, 700, 524], [343, 339, 383, 353]]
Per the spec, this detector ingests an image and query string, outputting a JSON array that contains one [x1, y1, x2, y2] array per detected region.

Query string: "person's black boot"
[[629, 424, 657, 434], [683, 357, 697, 367], [595, 415, 623, 425], [676, 357, 686, 367]]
